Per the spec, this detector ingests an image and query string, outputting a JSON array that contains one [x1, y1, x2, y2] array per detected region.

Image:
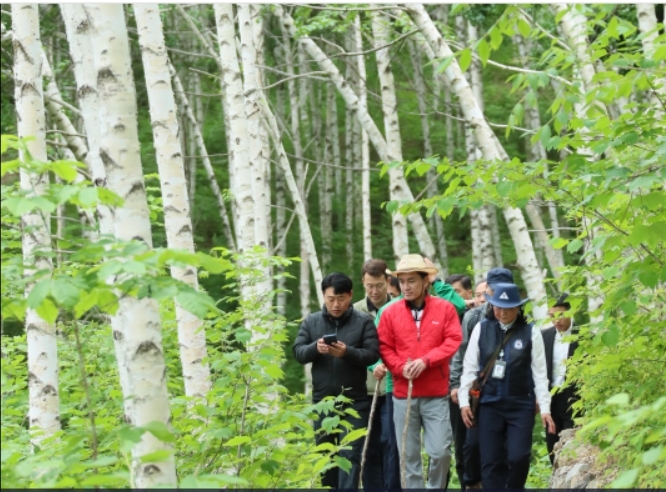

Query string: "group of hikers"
[[293, 254, 579, 490]]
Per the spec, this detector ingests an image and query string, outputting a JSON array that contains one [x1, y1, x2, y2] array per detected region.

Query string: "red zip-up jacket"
[[377, 295, 462, 398]]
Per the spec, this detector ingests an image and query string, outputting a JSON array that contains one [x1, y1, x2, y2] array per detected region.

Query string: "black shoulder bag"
[[469, 326, 517, 426]]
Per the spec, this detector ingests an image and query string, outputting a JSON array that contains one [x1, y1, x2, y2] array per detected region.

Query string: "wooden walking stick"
[[359, 378, 381, 486], [401, 360, 413, 489]]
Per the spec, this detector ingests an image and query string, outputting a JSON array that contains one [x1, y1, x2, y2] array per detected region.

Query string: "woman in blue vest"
[[457, 283, 556, 489]]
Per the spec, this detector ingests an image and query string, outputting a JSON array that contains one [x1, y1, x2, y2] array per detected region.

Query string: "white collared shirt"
[[552, 325, 573, 387], [459, 321, 551, 415]]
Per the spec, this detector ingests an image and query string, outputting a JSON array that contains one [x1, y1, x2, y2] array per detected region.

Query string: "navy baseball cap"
[[486, 268, 513, 287]]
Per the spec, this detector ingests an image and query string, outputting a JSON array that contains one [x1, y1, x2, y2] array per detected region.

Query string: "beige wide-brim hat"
[[390, 254, 438, 276]]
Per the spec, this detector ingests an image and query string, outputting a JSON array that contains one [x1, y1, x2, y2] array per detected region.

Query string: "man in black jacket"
[[541, 293, 580, 464], [293, 272, 380, 490]]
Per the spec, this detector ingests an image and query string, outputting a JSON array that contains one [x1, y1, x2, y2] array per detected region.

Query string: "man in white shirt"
[[541, 294, 580, 465]]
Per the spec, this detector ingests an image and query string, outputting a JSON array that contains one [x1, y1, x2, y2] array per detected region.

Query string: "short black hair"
[[445, 274, 472, 291], [389, 275, 401, 294], [553, 293, 571, 310], [321, 272, 353, 295]]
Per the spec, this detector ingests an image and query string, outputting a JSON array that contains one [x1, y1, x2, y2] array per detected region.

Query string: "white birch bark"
[[169, 64, 237, 252], [276, 6, 441, 269], [134, 3, 211, 399], [372, 11, 410, 261], [12, 2, 60, 443], [345, 36, 357, 269], [321, 85, 336, 270], [408, 4, 547, 319], [355, 15, 372, 260], [636, 4, 666, 105], [84, 4, 176, 486], [61, 3, 113, 238]]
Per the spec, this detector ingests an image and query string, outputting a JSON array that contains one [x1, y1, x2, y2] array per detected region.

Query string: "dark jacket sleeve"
[[293, 316, 320, 364], [342, 315, 380, 368]]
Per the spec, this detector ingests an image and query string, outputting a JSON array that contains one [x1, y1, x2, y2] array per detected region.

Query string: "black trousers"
[[362, 394, 402, 491], [449, 398, 482, 490], [478, 398, 535, 490], [546, 392, 575, 465], [314, 399, 370, 490]]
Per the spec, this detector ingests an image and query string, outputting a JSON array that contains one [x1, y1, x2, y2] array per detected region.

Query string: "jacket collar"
[[366, 294, 391, 315], [322, 305, 354, 325]]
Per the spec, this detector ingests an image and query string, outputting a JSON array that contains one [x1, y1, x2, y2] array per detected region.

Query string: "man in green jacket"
[[353, 259, 400, 491]]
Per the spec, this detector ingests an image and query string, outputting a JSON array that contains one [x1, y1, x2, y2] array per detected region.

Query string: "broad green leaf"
[[601, 328, 619, 347], [641, 445, 663, 465], [638, 271, 658, 288], [489, 26, 503, 50], [224, 435, 251, 447], [51, 278, 80, 308], [567, 239, 583, 253], [436, 55, 454, 74], [550, 237, 568, 250], [175, 291, 216, 319], [27, 279, 52, 309], [35, 297, 59, 324], [97, 289, 119, 315], [477, 39, 490, 66], [74, 291, 98, 319], [517, 18, 531, 38], [611, 468, 639, 488], [459, 48, 472, 73], [142, 421, 176, 443], [139, 450, 173, 463], [78, 187, 98, 207], [340, 428, 367, 446], [606, 393, 630, 405], [51, 161, 79, 183]]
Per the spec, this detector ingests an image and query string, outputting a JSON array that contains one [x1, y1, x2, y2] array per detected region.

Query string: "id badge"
[[492, 360, 506, 380]]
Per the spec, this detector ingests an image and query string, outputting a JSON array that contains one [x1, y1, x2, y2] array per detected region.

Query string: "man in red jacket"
[[377, 254, 462, 489]]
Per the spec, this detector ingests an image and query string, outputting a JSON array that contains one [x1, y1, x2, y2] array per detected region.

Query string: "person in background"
[[377, 254, 462, 489], [446, 274, 475, 310], [353, 259, 401, 491], [293, 273, 380, 490], [449, 269, 512, 490], [459, 283, 556, 490], [541, 293, 580, 465], [387, 274, 401, 298]]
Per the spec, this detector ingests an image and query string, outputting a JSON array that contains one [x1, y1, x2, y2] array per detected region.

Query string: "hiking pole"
[[401, 360, 413, 489], [359, 378, 380, 486]]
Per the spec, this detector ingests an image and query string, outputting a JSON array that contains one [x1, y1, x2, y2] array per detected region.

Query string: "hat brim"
[[484, 293, 530, 308], [390, 267, 438, 276]]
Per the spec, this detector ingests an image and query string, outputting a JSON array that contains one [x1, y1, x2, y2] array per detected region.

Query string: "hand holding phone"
[[323, 333, 338, 345]]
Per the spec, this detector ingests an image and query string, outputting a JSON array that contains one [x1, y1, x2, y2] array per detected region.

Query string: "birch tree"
[[12, 2, 60, 442], [406, 3, 548, 319], [84, 4, 176, 486], [134, 3, 211, 398], [275, 6, 442, 271]]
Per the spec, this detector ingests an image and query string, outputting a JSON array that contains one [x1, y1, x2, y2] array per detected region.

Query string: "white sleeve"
[[458, 321, 481, 408], [531, 325, 551, 415]]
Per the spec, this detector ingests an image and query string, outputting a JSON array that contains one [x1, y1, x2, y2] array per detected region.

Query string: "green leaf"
[[78, 187, 98, 207], [497, 180, 513, 197], [606, 393, 630, 405], [224, 435, 251, 447], [489, 26, 503, 50], [51, 278, 80, 308], [567, 239, 583, 253], [550, 237, 568, 250], [459, 48, 472, 73], [641, 445, 663, 465], [386, 200, 399, 215], [35, 297, 59, 324], [175, 291, 216, 319], [74, 291, 98, 319], [436, 55, 454, 73], [139, 450, 173, 463], [340, 428, 367, 446], [142, 421, 176, 443], [517, 18, 531, 38], [197, 252, 231, 274], [611, 468, 639, 488], [477, 39, 490, 66], [638, 271, 658, 288], [97, 289, 119, 315], [601, 327, 619, 347], [27, 279, 52, 309], [51, 161, 79, 183]]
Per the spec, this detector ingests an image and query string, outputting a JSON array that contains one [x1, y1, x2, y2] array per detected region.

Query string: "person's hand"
[[403, 359, 427, 380], [328, 341, 347, 358], [373, 363, 387, 380], [316, 338, 330, 354], [535, 401, 541, 415], [461, 406, 475, 428], [542, 413, 556, 434], [423, 257, 437, 284], [451, 388, 459, 405]]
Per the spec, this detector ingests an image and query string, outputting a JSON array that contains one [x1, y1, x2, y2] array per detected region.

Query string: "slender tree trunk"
[[85, 4, 176, 486], [321, 85, 336, 270], [372, 11, 410, 260], [170, 64, 237, 252], [636, 4, 666, 107], [346, 38, 357, 270], [276, 6, 442, 269], [134, 3, 211, 398], [12, 2, 61, 443], [354, 15, 372, 260], [408, 4, 547, 319]]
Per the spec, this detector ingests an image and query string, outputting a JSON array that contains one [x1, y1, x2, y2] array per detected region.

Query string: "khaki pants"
[[393, 395, 453, 489]]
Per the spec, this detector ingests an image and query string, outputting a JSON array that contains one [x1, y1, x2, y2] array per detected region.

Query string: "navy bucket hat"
[[484, 283, 529, 308]]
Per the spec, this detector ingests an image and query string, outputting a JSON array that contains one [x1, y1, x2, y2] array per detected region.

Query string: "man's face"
[[474, 282, 489, 307], [549, 306, 572, 332], [362, 273, 388, 306], [387, 283, 401, 298], [493, 306, 519, 325], [451, 281, 473, 301], [323, 287, 353, 318], [398, 272, 427, 302]]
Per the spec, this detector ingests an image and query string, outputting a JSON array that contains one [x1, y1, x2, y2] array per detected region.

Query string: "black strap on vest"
[[478, 325, 518, 388]]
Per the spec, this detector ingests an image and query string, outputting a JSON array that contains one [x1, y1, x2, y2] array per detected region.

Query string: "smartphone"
[[323, 334, 338, 345]]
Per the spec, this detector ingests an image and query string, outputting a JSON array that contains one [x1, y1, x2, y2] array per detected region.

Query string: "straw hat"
[[390, 254, 438, 276]]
